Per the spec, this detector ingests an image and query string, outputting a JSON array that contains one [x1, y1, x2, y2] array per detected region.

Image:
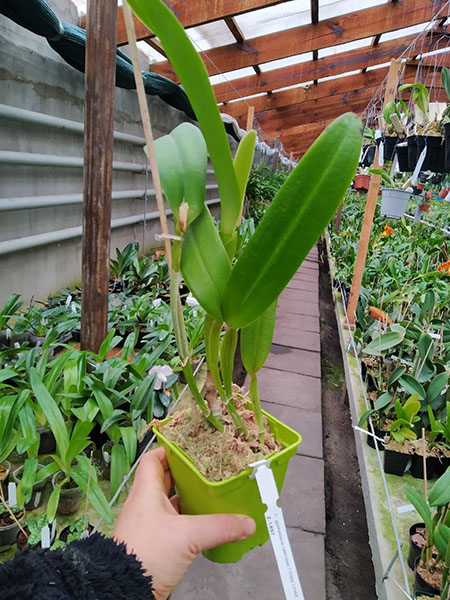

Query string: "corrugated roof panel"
[[228, 92, 267, 103], [366, 61, 391, 71], [320, 0, 387, 20], [136, 41, 165, 64], [317, 69, 361, 82], [260, 52, 313, 72], [378, 22, 428, 43], [272, 82, 314, 93], [235, 0, 311, 39], [186, 20, 236, 51], [318, 37, 373, 59], [210, 67, 256, 86]]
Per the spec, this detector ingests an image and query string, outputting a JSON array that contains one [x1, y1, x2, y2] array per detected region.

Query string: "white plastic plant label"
[[411, 146, 427, 185], [41, 525, 51, 549], [8, 482, 17, 507], [251, 459, 305, 600], [378, 141, 384, 167]]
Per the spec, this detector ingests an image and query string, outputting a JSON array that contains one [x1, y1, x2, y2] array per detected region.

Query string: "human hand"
[[113, 447, 256, 600]]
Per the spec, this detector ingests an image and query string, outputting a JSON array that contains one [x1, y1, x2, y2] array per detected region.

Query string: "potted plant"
[[128, 0, 362, 563], [354, 167, 370, 192], [384, 394, 421, 476], [404, 467, 450, 597], [16, 514, 54, 551], [28, 367, 114, 524], [382, 98, 409, 162], [370, 167, 413, 218], [0, 504, 25, 549], [440, 67, 450, 172], [399, 82, 445, 173]]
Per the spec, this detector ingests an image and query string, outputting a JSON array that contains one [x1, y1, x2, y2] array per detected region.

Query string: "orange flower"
[[437, 261, 450, 274], [369, 306, 392, 324], [380, 225, 395, 238]]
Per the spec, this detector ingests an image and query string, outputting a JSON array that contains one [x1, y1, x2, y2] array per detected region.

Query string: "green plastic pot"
[[154, 409, 301, 563]]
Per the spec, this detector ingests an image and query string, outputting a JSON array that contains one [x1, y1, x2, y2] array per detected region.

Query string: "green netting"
[[0, 0, 196, 120]]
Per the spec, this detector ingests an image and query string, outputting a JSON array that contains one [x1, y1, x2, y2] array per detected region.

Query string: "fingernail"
[[243, 518, 256, 537]]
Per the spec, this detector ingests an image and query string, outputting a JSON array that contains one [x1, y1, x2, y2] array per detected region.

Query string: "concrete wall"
[[0, 0, 230, 305]]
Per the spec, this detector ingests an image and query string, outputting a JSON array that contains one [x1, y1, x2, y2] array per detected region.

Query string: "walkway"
[[172, 246, 325, 600]]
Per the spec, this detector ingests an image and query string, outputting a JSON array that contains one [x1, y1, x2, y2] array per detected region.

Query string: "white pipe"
[[0, 103, 145, 146], [0, 198, 220, 256], [0, 190, 146, 212], [0, 184, 218, 212], [0, 151, 146, 172]]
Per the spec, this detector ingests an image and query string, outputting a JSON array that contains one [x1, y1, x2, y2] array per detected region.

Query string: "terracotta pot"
[[354, 174, 370, 191], [419, 203, 430, 211], [439, 188, 449, 199]]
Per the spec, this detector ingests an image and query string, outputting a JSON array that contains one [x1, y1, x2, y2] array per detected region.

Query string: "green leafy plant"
[[398, 82, 430, 123], [28, 367, 113, 524], [129, 0, 362, 438], [389, 394, 421, 443], [405, 467, 450, 597]]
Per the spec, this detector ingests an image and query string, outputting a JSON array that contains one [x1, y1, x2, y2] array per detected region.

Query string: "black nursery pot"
[[38, 428, 56, 455], [407, 135, 418, 171], [409, 454, 439, 480], [361, 145, 376, 168], [434, 455, 450, 478], [366, 427, 386, 451], [377, 136, 397, 162], [383, 449, 410, 476], [396, 144, 410, 172], [408, 523, 426, 570], [414, 556, 440, 597], [416, 135, 446, 173], [445, 123, 450, 171]]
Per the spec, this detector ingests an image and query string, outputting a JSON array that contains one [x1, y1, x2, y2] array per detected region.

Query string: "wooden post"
[[80, 0, 118, 352], [334, 201, 344, 232], [345, 59, 402, 327], [246, 105, 254, 131]]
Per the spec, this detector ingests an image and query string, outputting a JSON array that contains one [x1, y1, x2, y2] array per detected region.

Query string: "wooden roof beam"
[[213, 30, 446, 103], [94, 1, 291, 46], [224, 17, 261, 77], [221, 64, 436, 119], [152, 0, 448, 77]]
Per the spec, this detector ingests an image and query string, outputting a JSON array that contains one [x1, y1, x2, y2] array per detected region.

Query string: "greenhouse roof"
[[79, 0, 450, 158]]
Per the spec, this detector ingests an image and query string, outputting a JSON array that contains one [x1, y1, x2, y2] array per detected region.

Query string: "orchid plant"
[[129, 0, 362, 438]]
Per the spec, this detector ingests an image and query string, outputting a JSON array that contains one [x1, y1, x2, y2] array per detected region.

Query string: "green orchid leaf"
[[363, 329, 405, 356], [46, 477, 66, 523], [219, 327, 238, 400], [241, 301, 277, 375], [388, 365, 406, 387], [171, 123, 207, 225], [181, 206, 231, 321], [71, 455, 114, 524], [17, 458, 38, 505], [429, 467, 450, 507], [222, 113, 362, 328], [152, 134, 183, 219], [119, 427, 137, 465], [426, 372, 448, 403], [399, 375, 426, 400], [65, 420, 93, 468], [358, 408, 375, 429], [375, 391, 393, 411], [442, 67, 450, 101], [110, 443, 130, 500], [30, 368, 69, 460], [434, 524, 450, 560], [404, 485, 433, 532], [127, 0, 241, 235], [234, 130, 257, 206]]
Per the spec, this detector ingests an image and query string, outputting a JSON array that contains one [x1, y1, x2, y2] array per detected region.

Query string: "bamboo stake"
[[246, 105, 255, 132], [345, 58, 402, 328], [422, 428, 428, 499], [0, 485, 27, 538], [122, 1, 172, 270]]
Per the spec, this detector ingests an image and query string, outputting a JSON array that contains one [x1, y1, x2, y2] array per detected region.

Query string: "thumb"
[[184, 513, 256, 554]]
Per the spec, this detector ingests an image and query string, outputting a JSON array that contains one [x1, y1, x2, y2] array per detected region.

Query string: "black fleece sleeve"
[[0, 532, 155, 599]]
